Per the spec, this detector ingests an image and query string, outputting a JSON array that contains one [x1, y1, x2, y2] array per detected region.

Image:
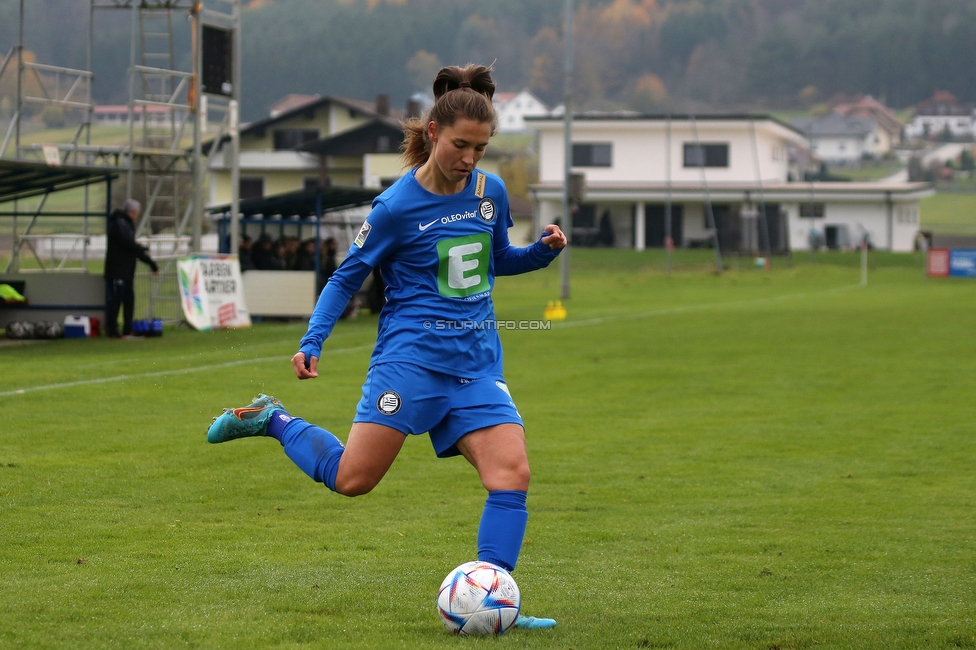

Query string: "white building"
[[93, 104, 172, 127], [791, 114, 887, 164], [528, 114, 933, 253], [904, 91, 975, 141], [493, 90, 549, 133]]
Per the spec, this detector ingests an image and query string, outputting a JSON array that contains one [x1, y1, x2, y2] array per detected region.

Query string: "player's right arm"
[[294, 202, 399, 379], [294, 256, 372, 379]]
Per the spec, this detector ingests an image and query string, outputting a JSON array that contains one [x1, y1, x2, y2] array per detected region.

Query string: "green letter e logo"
[[437, 233, 491, 298]]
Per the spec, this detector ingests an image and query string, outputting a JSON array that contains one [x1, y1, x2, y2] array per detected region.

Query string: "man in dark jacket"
[[104, 199, 158, 338]]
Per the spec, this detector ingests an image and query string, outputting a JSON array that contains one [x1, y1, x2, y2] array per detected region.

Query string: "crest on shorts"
[[354, 221, 372, 248], [376, 390, 401, 415], [478, 198, 496, 223]]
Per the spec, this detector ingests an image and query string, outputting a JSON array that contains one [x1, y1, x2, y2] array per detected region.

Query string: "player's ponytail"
[[402, 63, 497, 169]]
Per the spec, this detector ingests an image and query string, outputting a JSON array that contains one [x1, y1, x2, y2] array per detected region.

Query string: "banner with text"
[[177, 255, 251, 331]]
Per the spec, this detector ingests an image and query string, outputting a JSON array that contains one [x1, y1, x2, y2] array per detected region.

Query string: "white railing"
[[11, 233, 220, 270]]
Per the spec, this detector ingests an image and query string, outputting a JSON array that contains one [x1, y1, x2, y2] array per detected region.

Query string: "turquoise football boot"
[[514, 615, 557, 630], [207, 394, 284, 443]]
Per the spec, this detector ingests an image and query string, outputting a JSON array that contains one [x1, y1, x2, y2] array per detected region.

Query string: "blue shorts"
[[354, 362, 523, 458]]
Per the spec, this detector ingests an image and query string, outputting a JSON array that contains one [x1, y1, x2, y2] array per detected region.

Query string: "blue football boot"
[[207, 394, 284, 443], [514, 615, 557, 630]]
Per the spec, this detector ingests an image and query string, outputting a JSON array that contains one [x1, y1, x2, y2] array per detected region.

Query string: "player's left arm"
[[493, 217, 565, 276]]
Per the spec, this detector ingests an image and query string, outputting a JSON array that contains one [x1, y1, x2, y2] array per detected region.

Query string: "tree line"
[[4, 0, 976, 122]]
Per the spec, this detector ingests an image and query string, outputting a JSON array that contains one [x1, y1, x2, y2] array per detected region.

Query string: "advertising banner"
[[926, 248, 950, 277], [949, 249, 976, 278], [177, 255, 251, 331]]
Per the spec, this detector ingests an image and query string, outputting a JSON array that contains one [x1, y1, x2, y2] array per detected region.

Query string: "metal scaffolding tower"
[[1, 0, 241, 250], [0, 0, 241, 323]]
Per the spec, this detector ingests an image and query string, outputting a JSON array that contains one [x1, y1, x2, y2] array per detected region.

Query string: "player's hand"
[[541, 224, 567, 250], [292, 352, 318, 379]]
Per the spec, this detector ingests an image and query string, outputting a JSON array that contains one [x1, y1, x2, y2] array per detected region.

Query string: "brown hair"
[[401, 63, 497, 169]]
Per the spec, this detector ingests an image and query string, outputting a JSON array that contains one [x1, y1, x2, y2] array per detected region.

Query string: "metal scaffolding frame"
[[0, 0, 241, 322], [1, 0, 240, 249]]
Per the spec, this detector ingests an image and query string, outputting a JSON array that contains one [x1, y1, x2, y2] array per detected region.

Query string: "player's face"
[[428, 118, 492, 187]]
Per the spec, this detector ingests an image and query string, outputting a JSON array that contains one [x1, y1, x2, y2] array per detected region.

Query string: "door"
[[645, 204, 684, 247], [711, 204, 739, 252]]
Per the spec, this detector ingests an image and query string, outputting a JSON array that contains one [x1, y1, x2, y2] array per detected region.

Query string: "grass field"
[[1, 250, 975, 649], [919, 192, 976, 236]]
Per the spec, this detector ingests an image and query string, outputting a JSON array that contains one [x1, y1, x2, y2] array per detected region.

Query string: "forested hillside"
[[4, 0, 976, 121]]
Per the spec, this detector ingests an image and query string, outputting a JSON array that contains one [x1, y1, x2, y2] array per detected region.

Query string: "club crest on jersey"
[[354, 221, 371, 247], [376, 390, 401, 415], [478, 198, 496, 223]]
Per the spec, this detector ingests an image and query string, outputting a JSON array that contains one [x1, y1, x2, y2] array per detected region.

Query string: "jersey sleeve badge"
[[354, 221, 372, 248]]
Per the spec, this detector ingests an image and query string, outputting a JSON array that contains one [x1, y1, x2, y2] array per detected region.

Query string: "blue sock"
[[273, 414, 344, 492], [477, 490, 528, 572], [266, 410, 290, 441]]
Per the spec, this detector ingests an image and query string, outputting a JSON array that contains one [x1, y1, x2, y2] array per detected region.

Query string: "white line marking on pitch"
[[553, 283, 863, 329], [0, 344, 374, 398]]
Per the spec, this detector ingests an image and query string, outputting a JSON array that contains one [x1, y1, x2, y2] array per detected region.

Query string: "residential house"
[[791, 114, 886, 164], [904, 91, 975, 141], [833, 95, 903, 147], [528, 114, 932, 253], [268, 94, 320, 118], [206, 95, 392, 206], [493, 89, 549, 133], [207, 93, 506, 206]]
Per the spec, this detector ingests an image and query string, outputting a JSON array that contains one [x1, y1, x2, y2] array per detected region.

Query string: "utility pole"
[[560, 0, 574, 300]]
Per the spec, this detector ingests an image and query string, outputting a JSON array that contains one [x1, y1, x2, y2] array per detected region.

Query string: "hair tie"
[[458, 81, 471, 89]]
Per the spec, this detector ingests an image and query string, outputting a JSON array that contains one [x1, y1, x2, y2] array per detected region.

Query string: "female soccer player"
[[208, 64, 566, 630]]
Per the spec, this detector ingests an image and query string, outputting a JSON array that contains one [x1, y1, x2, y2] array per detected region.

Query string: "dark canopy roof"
[[207, 185, 380, 220], [298, 119, 405, 157], [0, 159, 116, 204]]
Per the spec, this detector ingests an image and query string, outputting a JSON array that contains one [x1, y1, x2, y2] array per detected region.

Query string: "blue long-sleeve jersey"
[[299, 169, 560, 377]]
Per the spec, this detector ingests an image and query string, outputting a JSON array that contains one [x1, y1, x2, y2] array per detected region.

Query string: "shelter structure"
[[0, 159, 117, 329]]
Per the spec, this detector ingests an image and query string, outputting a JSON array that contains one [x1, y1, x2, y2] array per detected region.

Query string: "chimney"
[[406, 98, 421, 118], [375, 94, 390, 117]]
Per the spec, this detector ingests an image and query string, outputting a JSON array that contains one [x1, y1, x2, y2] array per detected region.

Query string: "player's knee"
[[514, 462, 531, 491], [482, 460, 530, 492], [334, 474, 378, 497]]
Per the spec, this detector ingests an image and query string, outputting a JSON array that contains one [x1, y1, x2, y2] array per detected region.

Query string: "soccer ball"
[[34, 321, 63, 339], [5, 320, 34, 339], [437, 561, 520, 635]]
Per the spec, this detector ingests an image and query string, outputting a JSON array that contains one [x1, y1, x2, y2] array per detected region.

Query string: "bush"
[[40, 105, 65, 128]]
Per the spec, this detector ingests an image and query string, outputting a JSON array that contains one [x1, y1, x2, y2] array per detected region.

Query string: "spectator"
[[283, 237, 301, 270], [273, 239, 289, 270], [104, 198, 158, 338], [239, 234, 256, 271], [318, 237, 338, 293], [252, 234, 283, 270], [294, 238, 318, 271]]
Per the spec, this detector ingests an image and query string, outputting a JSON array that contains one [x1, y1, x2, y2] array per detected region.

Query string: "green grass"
[[920, 192, 976, 236], [829, 160, 904, 182], [1, 250, 975, 649]]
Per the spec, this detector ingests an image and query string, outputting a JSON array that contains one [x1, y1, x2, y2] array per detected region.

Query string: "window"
[[683, 143, 729, 168], [304, 177, 319, 191], [799, 202, 825, 218], [239, 177, 264, 200], [272, 128, 319, 150], [572, 143, 612, 167]]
